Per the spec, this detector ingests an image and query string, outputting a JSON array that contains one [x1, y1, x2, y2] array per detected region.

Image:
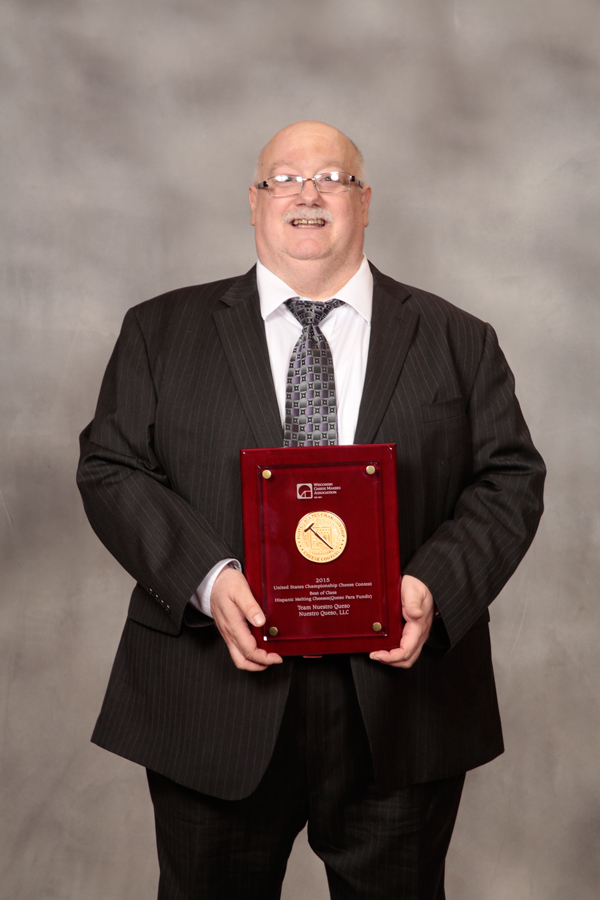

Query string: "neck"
[[260, 256, 363, 302]]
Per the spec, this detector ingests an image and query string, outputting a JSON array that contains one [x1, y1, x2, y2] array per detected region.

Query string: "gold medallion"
[[295, 511, 347, 563]]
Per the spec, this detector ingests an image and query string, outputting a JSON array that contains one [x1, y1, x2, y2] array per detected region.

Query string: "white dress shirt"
[[191, 256, 374, 616]]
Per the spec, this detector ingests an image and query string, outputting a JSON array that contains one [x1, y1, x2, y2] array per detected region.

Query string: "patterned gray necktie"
[[284, 298, 345, 447]]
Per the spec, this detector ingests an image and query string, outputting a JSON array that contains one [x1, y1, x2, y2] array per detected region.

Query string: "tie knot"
[[285, 298, 344, 328]]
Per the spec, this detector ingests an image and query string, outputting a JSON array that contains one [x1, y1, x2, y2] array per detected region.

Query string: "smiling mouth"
[[290, 218, 327, 227]]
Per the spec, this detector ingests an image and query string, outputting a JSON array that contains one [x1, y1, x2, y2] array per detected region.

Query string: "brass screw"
[[366, 465, 375, 475], [268, 626, 279, 637], [262, 469, 272, 480], [372, 622, 382, 632]]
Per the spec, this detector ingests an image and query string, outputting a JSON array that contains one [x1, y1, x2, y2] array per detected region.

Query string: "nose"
[[299, 177, 321, 202]]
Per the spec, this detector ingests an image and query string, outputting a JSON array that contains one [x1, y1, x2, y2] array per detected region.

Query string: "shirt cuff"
[[189, 559, 242, 618]]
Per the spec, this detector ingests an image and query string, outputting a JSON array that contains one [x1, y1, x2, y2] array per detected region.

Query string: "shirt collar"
[[256, 255, 373, 323]]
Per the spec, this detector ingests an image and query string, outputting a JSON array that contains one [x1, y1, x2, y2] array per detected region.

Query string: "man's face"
[[249, 122, 371, 280]]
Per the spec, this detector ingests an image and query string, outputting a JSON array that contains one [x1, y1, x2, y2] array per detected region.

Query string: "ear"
[[249, 184, 258, 226], [360, 184, 372, 227]]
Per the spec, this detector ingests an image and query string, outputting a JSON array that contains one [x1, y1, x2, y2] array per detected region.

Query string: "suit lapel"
[[213, 264, 419, 448], [213, 268, 283, 448], [354, 268, 419, 444]]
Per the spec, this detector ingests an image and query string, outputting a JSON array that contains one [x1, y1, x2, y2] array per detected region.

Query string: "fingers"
[[210, 567, 283, 671], [370, 575, 434, 670], [226, 641, 284, 672], [369, 619, 426, 668]]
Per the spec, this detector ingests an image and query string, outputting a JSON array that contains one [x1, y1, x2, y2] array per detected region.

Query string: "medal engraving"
[[295, 511, 347, 563]]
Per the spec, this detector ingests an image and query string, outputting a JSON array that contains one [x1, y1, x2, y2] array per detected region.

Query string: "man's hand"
[[210, 567, 283, 671], [369, 574, 434, 669]]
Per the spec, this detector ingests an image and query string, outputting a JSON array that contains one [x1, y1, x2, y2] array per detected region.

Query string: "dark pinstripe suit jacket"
[[77, 263, 545, 800]]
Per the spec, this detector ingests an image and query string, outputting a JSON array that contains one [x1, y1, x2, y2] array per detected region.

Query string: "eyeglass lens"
[[266, 172, 353, 195]]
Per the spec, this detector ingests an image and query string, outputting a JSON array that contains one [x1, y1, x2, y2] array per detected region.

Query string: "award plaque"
[[240, 444, 402, 655]]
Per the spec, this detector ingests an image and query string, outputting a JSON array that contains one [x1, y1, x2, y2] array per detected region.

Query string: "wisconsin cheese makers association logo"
[[296, 483, 313, 499], [295, 511, 347, 563]]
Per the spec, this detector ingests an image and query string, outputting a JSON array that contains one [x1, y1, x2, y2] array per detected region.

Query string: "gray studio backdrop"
[[1, 1, 598, 898]]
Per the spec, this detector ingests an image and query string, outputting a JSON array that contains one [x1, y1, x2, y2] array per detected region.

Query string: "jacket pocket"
[[421, 397, 465, 423]]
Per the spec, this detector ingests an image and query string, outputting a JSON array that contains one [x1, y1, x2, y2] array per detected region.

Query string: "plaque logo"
[[296, 483, 313, 499], [295, 511, 347, 563]]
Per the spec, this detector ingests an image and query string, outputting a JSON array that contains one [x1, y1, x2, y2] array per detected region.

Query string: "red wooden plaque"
[[240, 444, 402, 655]]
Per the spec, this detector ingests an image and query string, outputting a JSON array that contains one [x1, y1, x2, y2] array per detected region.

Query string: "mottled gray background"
[[1, 1, 598, 897]]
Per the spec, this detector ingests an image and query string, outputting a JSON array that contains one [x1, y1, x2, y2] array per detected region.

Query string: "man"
[[78, 121, 545, 899]]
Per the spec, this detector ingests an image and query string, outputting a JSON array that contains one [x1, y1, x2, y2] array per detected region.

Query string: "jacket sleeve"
[[77, 307, 234, 634], [403, 322, 546, 649]]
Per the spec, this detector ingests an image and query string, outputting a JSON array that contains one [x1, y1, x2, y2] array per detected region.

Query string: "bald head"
[[252, 121, 365, 185]]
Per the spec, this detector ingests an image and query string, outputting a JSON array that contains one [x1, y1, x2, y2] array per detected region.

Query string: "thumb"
[[403, 599, 424, 620], [212, 567, 266, 627], [230, 581, 266, 627], [401, 576, 426, 619]]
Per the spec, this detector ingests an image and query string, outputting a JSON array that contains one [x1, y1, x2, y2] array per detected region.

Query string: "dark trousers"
[[147, 656, 464, 900]]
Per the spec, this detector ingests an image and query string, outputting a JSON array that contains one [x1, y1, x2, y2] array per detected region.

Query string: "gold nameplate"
[[295, 510, 347, 564]]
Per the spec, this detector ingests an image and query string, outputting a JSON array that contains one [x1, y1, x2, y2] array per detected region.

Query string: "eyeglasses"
[[256, 171, 363, 197]]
